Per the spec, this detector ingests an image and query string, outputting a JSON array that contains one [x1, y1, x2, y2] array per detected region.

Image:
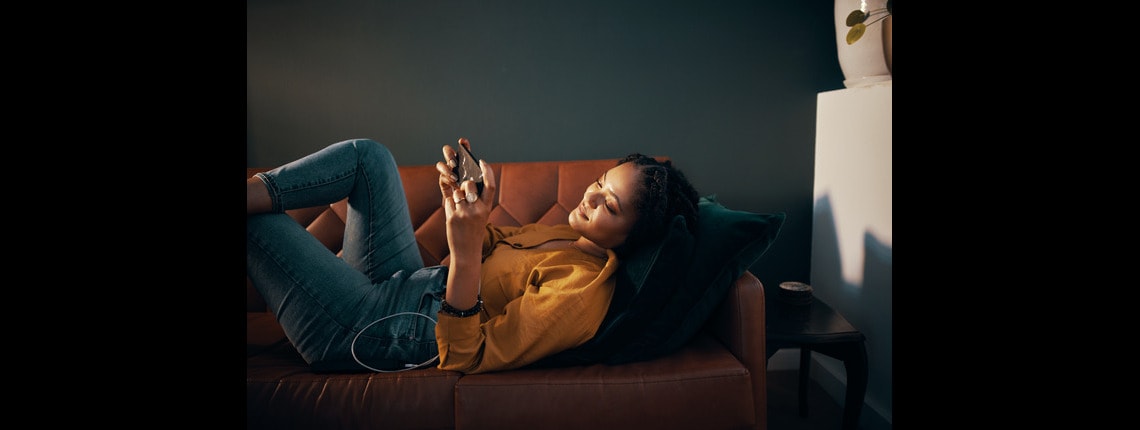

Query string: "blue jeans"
[[247, 139, 447, 372]]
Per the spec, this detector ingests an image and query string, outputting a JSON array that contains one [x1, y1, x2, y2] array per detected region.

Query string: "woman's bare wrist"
[[445, 257, 482, 310]]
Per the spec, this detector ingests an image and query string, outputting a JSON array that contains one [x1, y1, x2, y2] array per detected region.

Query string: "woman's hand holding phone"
[[438, 138, 491, 201], [437, 138, 496, 249]]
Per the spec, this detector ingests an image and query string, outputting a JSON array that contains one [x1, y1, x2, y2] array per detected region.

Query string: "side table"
[[766, 292, 867, 430]]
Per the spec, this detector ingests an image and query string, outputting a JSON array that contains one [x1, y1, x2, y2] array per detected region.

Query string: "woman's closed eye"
[[594, 177, 616, 213]]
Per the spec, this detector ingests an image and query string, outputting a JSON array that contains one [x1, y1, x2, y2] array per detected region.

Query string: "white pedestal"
[[810, 80, 892, 428]]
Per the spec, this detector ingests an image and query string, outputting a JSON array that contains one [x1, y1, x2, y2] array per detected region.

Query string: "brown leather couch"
[[246, 158, 769, 430]]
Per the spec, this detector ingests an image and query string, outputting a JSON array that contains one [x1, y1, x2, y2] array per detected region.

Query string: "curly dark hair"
[[610, 154, 700, 259]]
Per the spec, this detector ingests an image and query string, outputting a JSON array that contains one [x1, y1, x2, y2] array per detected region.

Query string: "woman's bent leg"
[[247, 138, 441, 371], [247, 213, 446, 371], [252, 138, 423, 282]]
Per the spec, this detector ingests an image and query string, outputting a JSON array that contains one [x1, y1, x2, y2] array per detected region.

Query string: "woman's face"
[[568, 162, 642, 249]]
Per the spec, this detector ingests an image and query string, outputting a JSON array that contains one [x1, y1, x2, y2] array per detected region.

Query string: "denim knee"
[[347, 138, 397, 172]]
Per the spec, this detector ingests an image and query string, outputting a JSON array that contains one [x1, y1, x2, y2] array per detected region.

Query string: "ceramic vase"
[[834, 0, 892, 88]]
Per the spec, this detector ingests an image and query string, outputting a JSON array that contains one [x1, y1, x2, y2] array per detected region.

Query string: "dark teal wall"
[[247, 0, 846, 290]]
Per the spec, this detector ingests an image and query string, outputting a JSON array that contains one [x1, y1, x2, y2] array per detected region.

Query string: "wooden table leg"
[[840, 342, 868, 430], [798, 347, 811, 418], [812, 341, 868, 430]]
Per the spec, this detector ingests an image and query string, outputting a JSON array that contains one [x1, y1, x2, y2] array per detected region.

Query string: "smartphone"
[[452, 143, 484, 195]]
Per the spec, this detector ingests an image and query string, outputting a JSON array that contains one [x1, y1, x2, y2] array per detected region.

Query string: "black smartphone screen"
[[453, 144, 484, 195]]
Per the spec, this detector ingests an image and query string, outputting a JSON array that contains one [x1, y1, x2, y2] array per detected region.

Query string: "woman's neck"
[[570, 238, 608, 258]]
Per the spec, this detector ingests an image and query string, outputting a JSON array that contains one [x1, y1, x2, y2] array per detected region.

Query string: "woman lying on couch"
[[246, 137, 699, 374]]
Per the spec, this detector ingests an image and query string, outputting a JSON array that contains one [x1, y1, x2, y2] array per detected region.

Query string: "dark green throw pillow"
[[688, 195, 786, 298], [608, 195, 786, 363]]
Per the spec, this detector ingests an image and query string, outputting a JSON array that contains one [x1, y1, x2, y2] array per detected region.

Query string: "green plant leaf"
[[846, 24, 866, 45], [846, 10, 867, 27]]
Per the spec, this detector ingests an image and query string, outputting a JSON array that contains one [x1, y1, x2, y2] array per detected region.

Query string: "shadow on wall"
[[810, 193, 893, 428], [811, 195, 844, 293]]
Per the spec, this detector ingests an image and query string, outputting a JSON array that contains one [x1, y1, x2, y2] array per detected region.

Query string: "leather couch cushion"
[[247, 340, 462, 430], [453, 334, 754, 430]]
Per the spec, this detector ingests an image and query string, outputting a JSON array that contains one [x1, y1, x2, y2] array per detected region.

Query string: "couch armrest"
[[707, 270, 767, 429]]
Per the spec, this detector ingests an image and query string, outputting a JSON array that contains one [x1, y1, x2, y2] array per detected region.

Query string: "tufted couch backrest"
[[246, 158, 634, 310]]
